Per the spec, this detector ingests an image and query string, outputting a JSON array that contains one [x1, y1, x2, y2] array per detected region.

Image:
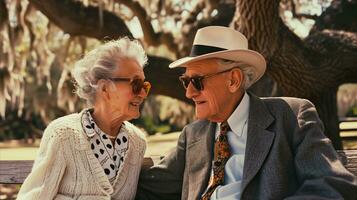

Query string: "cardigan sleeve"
[[17, 125, 67, 200]]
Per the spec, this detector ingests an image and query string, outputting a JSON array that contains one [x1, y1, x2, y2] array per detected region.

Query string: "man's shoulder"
[[261, 96, 310, 104], [186, 119, 210, 128], [259, 96, 314, 112], [183, 119, 211, 134]]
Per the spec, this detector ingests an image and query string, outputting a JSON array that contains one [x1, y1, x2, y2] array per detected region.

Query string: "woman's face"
[[105, 58, 147, 122]]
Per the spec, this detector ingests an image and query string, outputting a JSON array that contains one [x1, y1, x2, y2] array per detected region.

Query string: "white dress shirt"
[[210, 92, 250, 200]]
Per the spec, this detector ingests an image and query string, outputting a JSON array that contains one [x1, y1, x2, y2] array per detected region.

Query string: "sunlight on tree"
[[281, 0, 332, 38]]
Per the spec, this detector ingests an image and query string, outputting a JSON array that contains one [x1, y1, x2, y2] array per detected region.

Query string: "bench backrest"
[[0, 157, 159, 184], [0, 151, 356, 184]]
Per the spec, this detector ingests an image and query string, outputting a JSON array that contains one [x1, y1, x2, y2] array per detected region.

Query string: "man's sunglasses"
[[179, 67, 237, 91], [109, 77, 151, 95]]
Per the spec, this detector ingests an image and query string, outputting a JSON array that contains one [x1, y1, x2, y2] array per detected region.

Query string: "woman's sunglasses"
[[179, 68, 237, 91], [109, 77, 151, 95]]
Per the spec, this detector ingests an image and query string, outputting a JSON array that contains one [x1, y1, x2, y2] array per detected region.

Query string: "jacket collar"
[[186, 120, 216, 200], [241, 92, 275, 193]]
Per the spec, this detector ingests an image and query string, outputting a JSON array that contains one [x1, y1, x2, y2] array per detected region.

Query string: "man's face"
[[184, 59, 235, 122], [106, 58, 147, 121]]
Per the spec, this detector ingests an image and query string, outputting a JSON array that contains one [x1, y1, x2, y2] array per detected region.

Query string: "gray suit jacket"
[[136, 94, 357, 200]]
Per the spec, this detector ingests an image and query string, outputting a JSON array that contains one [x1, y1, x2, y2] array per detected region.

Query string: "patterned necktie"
[[201, 121, 231, 200]]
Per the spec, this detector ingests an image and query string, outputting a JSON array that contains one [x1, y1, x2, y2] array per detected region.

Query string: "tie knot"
[[220, 121, 230, 133]]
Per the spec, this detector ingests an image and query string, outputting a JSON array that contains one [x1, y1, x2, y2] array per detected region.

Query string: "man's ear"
[[228, 69, 243, 93]]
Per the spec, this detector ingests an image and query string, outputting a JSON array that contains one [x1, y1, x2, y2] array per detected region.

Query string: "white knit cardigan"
[[17, 110, 147, 200]]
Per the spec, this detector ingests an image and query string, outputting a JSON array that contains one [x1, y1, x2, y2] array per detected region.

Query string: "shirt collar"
[[222, 92, 250, 137], [81, 108, 126, 138]]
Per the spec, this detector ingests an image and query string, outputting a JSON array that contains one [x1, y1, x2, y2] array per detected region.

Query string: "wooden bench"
[[1, 151, 356, 184], [339, 117, 357, 138], [0, 157, 161, 184]]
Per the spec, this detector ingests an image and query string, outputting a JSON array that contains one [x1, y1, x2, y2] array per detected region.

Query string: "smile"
[[130, 102, 141, 107], [195, 101, 206, 105]]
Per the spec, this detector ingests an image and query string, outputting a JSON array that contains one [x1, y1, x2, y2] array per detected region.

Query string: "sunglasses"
[[179, 68, 237, 91], [109, 77, 151, 95]]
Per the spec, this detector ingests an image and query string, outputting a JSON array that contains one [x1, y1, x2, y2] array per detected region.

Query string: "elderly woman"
[[17, 38, 151, 200]]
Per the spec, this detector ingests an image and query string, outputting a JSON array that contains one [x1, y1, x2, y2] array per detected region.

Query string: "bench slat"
[[0, 160, 33, 184], [0, 151, 356, 184], [0, 157, 159, 184], [337, 150, 357, 176]]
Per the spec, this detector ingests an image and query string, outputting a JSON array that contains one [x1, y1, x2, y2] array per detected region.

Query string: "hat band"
[[190, 45, 227, 57]]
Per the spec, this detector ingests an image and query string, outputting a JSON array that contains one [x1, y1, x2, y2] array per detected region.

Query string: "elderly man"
[[136, 26, 357, 200]]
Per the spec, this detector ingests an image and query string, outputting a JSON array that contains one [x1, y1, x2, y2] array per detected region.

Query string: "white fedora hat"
[[169, 26, 266, 86]]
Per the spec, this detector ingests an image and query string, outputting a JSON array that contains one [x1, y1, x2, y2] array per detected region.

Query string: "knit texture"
[[17, 110, 146, 200]]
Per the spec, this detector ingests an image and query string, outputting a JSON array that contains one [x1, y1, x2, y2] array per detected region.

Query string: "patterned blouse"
[[81, 109, 129, 185]]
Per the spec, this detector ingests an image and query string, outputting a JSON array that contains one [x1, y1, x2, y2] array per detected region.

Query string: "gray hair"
[[71, 37, 148, 106], [216, 59, 255, 89]]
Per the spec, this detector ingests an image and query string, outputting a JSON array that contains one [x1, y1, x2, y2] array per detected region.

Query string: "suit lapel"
[[187, 121, 216, 200], [241, 94, 275, 192]]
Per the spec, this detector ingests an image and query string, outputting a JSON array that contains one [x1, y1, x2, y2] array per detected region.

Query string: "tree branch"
[[290, 0, 318, 20], [26, 0, 187, 103], [311, 0, 357, 33], [116, 0, 179, 53], [178, 1, 236, 57], [305, 30, 357, 85], [28, 0, 132, 40], [0, 0, 7, 30], [144, 55, 188, 103]]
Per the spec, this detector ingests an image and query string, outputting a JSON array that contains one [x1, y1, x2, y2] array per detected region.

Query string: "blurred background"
[[1, 0, 357, 198]]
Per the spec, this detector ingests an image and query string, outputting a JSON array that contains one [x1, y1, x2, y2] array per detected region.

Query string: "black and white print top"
[[81, 109, 129, 185]]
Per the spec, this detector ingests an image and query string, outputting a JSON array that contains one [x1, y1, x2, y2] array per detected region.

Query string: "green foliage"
[[346, 105, 357, 117], [0, 108, 45, 141], [131, 116, 173, 135]]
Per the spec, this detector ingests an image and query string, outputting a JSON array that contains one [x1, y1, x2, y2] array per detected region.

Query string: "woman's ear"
[[97, 79, 110, 100], [228, 69, 243, 93]]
